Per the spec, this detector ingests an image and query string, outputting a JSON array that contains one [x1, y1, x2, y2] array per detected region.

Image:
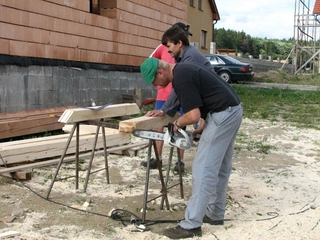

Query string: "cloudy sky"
[[214, 0, 316, 40]]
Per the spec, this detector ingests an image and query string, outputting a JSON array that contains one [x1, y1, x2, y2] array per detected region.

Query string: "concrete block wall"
[[0, 0, 188, 67], [0, 64, 156, 113]]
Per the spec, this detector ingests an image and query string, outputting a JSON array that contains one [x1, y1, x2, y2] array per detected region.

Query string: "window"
[[90, 0, 100, 14], [201, 30, 207, 49], [198, 0, 203, 10], [90, 0, 118, 18], [189, 0, 195, 7]]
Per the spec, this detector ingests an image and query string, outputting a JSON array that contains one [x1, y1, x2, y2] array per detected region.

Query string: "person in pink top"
[[140, 22, 192, 172], [151, 44, 174, 104]]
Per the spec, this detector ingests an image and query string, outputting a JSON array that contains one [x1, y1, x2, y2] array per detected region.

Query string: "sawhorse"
[[46, 119, 109, 199]]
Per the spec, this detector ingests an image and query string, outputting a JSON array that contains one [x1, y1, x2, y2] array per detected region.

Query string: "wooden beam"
[[0, 158, 76, 174], [58, 103, 140, 124], [0, 106, 72, 140], [118, 114, 179, 133], [0, 118, 64, 140], [0, 129, 130, 166], [0, 142, 148, 174], [0, 106, 71, 121]]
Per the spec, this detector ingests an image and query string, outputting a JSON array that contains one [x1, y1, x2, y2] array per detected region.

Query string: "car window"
[[206, 56, 221, 65], [222, 55, 242, 64], [215, 57, 225, 64]]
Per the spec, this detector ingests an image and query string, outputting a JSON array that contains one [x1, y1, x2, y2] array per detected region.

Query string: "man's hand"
[[192, 118, 205, 141], [145, 110, 165, 117]]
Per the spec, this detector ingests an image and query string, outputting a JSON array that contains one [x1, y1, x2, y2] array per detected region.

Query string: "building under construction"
[[289, 0, 320, 74]]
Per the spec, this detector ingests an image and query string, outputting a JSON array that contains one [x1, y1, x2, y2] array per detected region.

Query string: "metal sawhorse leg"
[[46, 120, 109, 199], [141, 139, 184, 223]]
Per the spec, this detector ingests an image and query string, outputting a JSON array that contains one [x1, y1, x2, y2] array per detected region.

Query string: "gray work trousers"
[[179, 103, 243, 229]]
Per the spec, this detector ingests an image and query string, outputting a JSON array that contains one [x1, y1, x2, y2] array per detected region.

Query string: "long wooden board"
[[0, 142, 149, 174], [0, 129, 130, 166], [0, 106, 72, 139], [118, 114, 179, 133], [58, 103, 140, 123]]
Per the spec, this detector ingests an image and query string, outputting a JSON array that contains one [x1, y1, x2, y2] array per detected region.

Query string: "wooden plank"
[[0, 118, 64, 140], [0, 142, 147, 174], [62, 124, 115, 134], [0, 127, 118, 147], [0, 133, 71, 147], [0, 158, 76, 174], [58, 103, 140, 124], [118, 114, 179, 133], [0, 106, 72, 140], [0, 106, 71, 121], [0, 131, 130, 166]]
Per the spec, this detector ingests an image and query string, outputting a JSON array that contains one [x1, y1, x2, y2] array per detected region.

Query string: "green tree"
[[213, 28, 293, 60]]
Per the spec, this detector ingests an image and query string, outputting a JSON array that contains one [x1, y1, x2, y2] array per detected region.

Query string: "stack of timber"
[[0, 103, 141, 169], [0, 103, 179, 177], [0, 106, 73, 140], [0, 127, 131, 166]]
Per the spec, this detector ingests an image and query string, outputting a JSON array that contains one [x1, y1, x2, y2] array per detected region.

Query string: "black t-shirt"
[[172, 62, 240, 119]]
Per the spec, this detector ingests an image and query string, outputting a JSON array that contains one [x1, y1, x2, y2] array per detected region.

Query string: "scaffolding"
[[286, 0, 320, 74]]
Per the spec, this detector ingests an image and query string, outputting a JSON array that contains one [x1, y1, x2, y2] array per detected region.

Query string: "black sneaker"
[[163, 225, 202, 239], [203, 215, 224, 225], [173, 161, 185, 173], [140, 158, 160, 169]]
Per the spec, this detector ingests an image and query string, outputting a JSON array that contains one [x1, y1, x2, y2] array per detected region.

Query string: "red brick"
[[13, 25, 25, 41], [36, 44, 46, 58], [45, 44, 54, 58], [78, 0, 90, 12], [0, 38, 10, 54], [2, 22, 15, 39]]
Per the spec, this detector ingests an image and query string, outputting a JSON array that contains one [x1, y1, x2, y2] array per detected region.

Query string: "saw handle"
[[167, 122, 175, 143]]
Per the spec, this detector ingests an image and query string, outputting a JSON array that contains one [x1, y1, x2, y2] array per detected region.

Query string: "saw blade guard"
[[164, 124, 192, 150]]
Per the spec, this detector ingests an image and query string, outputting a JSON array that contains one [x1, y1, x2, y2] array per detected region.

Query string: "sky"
[[214, 0, 315, 40]]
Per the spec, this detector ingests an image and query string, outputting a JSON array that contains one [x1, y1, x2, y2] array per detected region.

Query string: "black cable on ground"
[[10, 175, 183, 231], [7, 175, 292, 232]]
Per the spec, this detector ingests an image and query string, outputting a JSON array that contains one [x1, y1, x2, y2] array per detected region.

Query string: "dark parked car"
[[204, 54, 254, 83]]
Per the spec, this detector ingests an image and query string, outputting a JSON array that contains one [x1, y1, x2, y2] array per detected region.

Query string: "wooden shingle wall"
[[0, 0, 187, 66]]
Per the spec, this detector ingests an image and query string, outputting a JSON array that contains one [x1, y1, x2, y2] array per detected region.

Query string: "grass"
[[253, 69, 320, 85], [232, 84, 320, 129]]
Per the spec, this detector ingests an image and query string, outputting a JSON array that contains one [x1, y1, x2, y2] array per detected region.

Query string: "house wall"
[[0, 0, 187, 113], [0, 0, 187, 66], [187, 0, 214, 54], [0, 64, 156, 113]]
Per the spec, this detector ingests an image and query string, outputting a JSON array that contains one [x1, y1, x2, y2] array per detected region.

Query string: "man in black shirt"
[[140, 58, 243, 239]]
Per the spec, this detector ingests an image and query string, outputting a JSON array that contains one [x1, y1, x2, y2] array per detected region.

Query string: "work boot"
[[203, 215, 224, 225], [163, 225, 202, 239], [140, 158, 160, 169], [173, 161, 185, 173]]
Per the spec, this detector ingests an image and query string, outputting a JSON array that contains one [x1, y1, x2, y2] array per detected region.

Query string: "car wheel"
[[218, 71, 232, 83]]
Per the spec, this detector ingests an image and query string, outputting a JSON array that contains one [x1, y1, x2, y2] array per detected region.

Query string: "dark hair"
[[161, 25, 190, 46]]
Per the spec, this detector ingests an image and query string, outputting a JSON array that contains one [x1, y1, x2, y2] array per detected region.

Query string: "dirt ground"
[[1, 118, 320, 240]]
